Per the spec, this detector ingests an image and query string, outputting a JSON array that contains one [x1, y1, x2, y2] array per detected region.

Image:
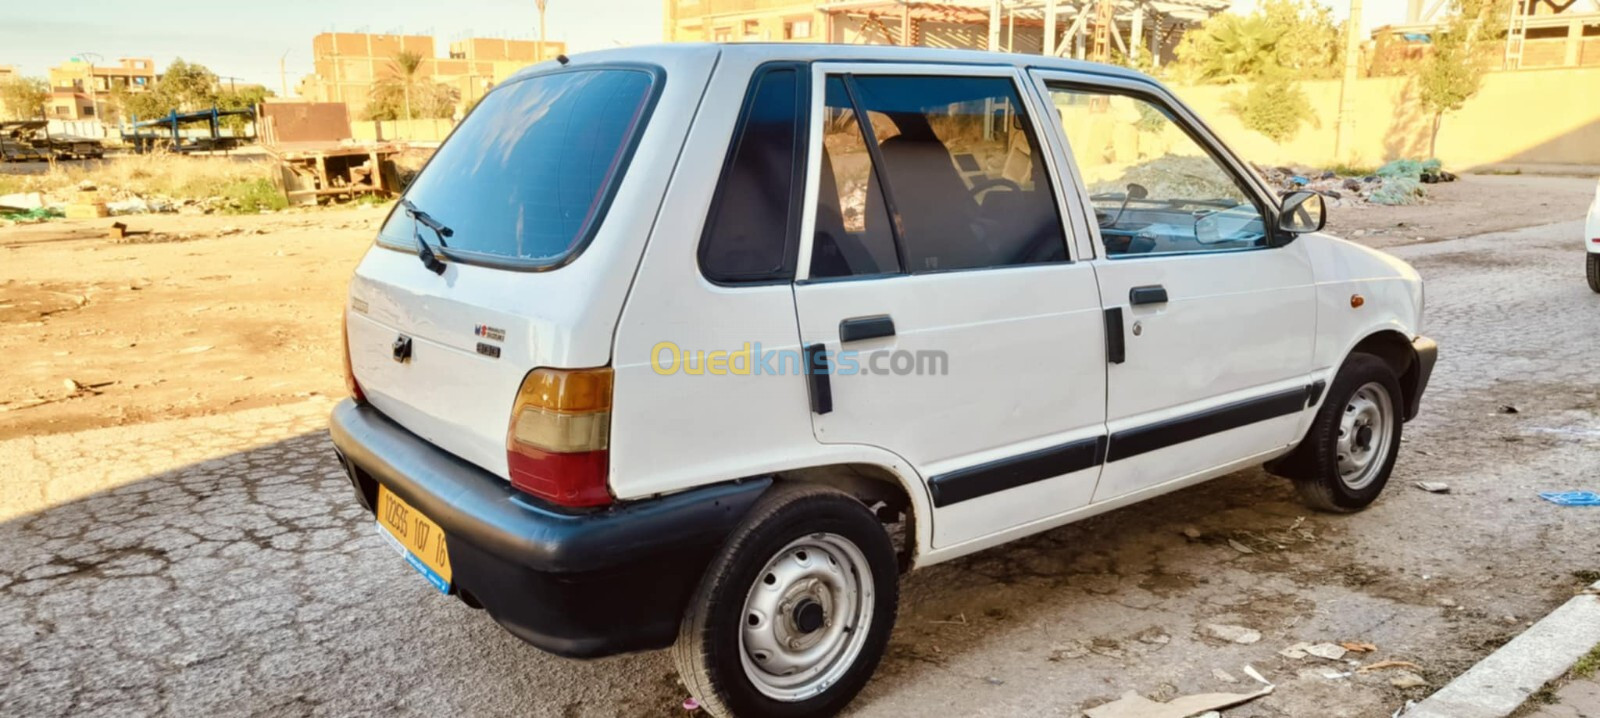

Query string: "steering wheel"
[[971, 177, 1023, 203]]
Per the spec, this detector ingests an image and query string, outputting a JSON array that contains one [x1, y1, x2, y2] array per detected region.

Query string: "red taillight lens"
[[342, 312, 366, 403], [506, 368, 613, 507]]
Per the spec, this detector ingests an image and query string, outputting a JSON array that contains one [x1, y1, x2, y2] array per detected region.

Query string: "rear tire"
[[1587, 253, 1600, 293], [1292, 353, 1404, 513], [672, 484, 898, 718]]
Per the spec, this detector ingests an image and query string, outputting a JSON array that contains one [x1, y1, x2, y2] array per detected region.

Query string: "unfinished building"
[[662, 0, 1229, 64], [1374, 0, 1600, 69], [296, 33, 567, 120]]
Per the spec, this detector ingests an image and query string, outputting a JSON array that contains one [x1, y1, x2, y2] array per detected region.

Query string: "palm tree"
[[387, 50, 425, 121]]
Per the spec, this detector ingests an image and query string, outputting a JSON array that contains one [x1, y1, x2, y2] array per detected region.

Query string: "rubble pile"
[[1, 181, 270, 226], [1254, 158, 1457, 207]]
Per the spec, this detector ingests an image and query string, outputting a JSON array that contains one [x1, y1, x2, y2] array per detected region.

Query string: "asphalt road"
[[2, 220, 1598, 717]]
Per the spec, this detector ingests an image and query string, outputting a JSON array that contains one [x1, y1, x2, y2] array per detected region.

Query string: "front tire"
[[673, 484, 899, 718], [1587, 253, 1600, 293], [1292, 353, 1404, 512]]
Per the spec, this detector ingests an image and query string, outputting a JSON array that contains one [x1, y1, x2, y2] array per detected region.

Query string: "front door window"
[[1048, 87, 1267, 257]]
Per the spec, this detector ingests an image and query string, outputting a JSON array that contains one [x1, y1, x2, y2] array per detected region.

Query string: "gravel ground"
[[1, 217, 1598, 717]]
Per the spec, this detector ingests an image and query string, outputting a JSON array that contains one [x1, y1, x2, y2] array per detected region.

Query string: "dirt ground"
[[1, 173, 1597, 717], [0, 207, 384, 440], [1324, 174, 1597, 249]]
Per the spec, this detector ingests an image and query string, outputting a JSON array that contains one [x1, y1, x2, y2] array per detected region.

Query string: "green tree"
[[379, 50, 425, 121], [111, 58, 223, 122], [0, 76, 49, 120], [1416, 0, 1507, 155], [1173, 0, 1343, 84], [365, 52, 458, 121], [1227, 73, 1315, 143]]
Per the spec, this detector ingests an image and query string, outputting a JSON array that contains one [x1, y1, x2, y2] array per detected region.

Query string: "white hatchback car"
[[1587, 178, 1600, 292], [330, 44, 1435, 717]]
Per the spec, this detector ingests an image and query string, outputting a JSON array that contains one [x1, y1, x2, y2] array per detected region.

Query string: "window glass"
[[1048, 87, 1266, 257], [846, 75, 1066, 272], [700, 67, 802, 283], [810, 77, 901, 279], [377, 69, 655, 266]]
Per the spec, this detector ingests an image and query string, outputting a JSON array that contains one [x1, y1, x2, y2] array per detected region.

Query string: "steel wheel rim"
[[1337, 382, 1393, 490], [737, 533, 875, 702]]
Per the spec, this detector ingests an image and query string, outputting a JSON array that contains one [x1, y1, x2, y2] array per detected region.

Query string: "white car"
[[1588, 178, 1600, 293], [329, 44, 1435, 718]]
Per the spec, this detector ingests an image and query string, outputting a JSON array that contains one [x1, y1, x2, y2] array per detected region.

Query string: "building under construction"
[[1374, 0, 1600, 70], [662, 0, 1230, 65]]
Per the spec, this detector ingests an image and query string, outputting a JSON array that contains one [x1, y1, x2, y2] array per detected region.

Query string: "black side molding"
[[1129, 285, 1168, 305], [840, 315, 895, 343], [1306, 380, 1326, 408], [1104, 308, 1125, 364], [803, 343, 833, 415], [1106, 386, 1308, 462], [929, 435, 1107, 507]]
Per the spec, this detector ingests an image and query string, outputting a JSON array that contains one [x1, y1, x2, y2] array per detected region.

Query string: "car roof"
[[512, 42, 1156, 86]]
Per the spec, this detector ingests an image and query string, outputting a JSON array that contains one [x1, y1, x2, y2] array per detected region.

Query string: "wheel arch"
[[764, 457, 931, 571], [1268, 328, 1420, 480]]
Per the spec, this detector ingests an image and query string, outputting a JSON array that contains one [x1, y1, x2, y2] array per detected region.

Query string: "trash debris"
[[1182, 527, 1203, 540], [1392, 699, 1418, 718], [178, 345, 214, 355], [0, 192, 45, 211], [1341, 641, 1377, 653], [1539, 491, 1600, 506], [1414, 482, 1451, 494], [1084, 665, 1272, 718], [109, 222, 128, 240], [1306, 643, 1348, 661], [1497, 404, 1520, 414], [1212, 668, 1237, 683], [1226, 538, 1255, 555], [1282, 642, 1347, 661], [1358, 659, 1423, 674], [1205, 624, 1261, 644], [682, 697, 700, 711], [1390, 671, 1428, 689]]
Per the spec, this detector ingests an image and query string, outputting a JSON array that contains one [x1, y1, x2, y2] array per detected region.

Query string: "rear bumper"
[[1404, 335, 1437, 421], [328, 399, 770, 658]]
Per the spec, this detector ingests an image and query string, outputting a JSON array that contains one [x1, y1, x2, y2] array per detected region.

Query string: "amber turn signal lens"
[[1350, 294, 1365, 308], [506, 368, 614, 507]]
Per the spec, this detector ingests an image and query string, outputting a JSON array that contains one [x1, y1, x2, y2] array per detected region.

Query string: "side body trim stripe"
[[930, 386, 1311, 507]]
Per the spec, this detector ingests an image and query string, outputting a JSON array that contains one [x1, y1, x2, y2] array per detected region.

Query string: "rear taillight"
[[506, 368, 613, 507], [342, 313, 366, 403]]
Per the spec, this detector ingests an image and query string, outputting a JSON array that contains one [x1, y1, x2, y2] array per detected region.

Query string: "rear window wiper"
[[400, 198, 454, 275]]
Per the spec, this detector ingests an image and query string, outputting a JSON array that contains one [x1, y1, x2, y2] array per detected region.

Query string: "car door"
[[791, 64, 1107, 550], [1029, 71, 1318, 502]]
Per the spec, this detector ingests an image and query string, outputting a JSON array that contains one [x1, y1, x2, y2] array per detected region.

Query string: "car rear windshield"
[[377, 68, 657, 267]]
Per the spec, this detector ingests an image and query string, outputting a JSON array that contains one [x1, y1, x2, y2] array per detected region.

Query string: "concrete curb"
[[1404, 580, 1600, 718]]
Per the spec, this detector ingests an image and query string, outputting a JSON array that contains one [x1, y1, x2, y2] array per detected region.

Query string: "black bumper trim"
[[1405, 335, 1437, 421], [328, 399, 770, 658]]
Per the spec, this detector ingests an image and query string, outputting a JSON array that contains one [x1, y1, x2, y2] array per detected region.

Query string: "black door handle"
[[839, 315, 895, 343], [1129, 285, 1168, 306]]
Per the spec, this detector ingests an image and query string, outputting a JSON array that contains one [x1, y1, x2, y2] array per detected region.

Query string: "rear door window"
[[807, 73, 1067, 278], [699, 65, 806, 283], [377, 68, 658, 267]]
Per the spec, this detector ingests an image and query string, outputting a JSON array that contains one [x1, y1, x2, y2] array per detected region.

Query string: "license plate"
[[375, 486, 452, 594]]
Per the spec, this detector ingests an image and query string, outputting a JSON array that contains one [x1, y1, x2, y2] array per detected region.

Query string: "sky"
[[1, 0, 1409, 93]]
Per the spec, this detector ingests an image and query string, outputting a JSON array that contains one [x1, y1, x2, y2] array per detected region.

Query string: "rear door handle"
[[1129, 285, 1168, 306], [839, 315, 895, 343]]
